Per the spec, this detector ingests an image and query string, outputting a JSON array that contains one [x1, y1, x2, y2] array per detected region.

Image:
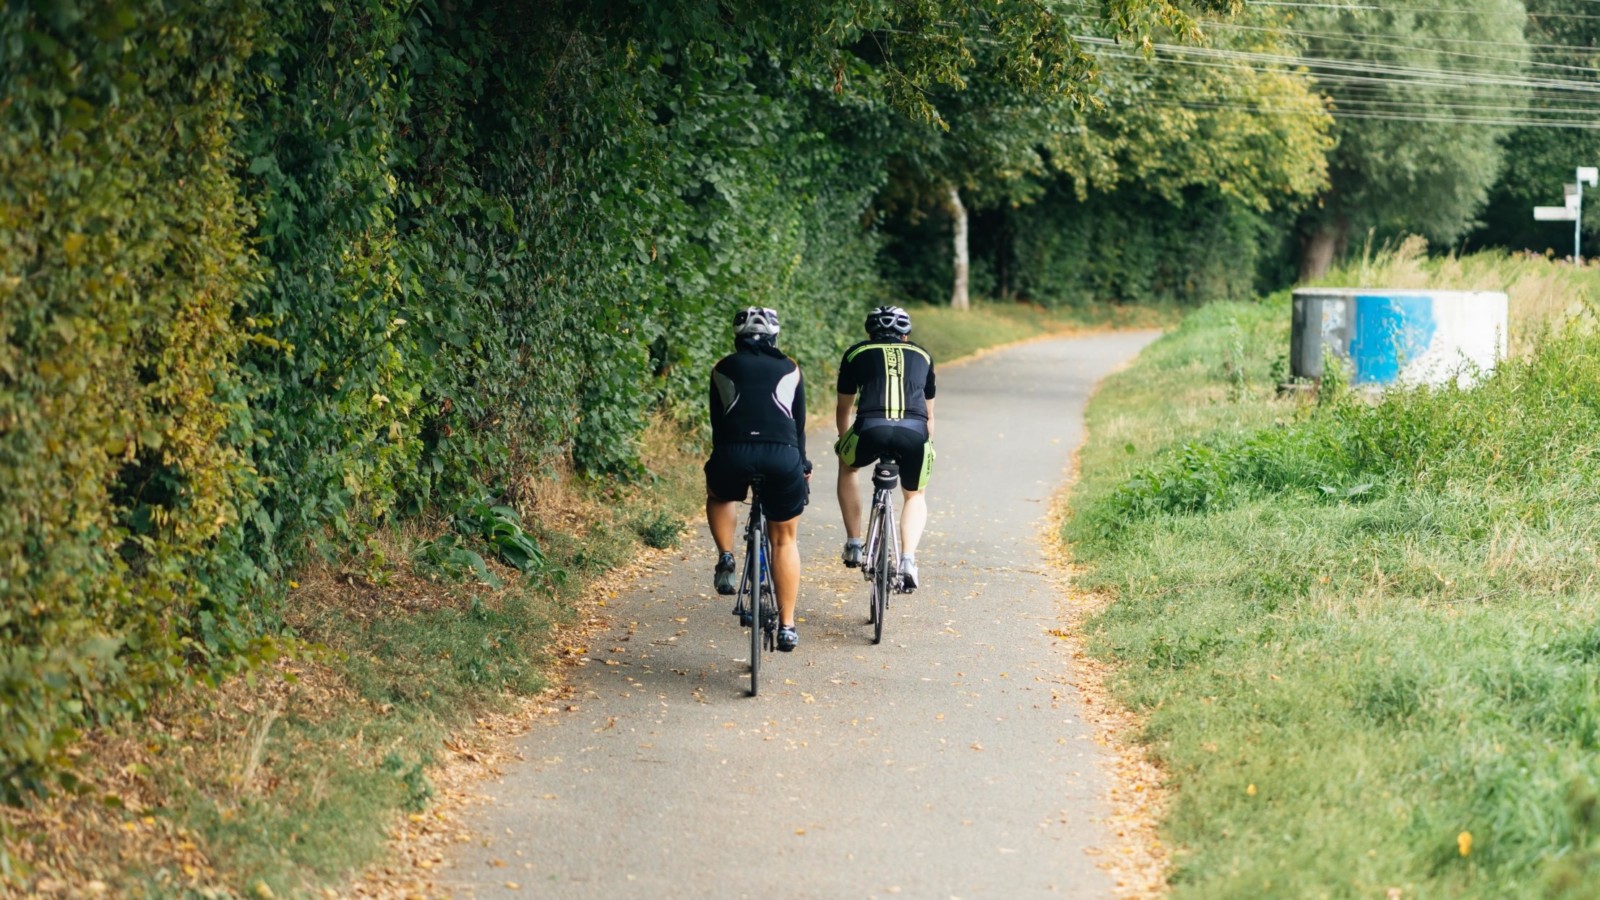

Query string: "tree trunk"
[[1298, 217, 1349, 282], [996, 205, 1011, 300], [948, 184, 970, 310]]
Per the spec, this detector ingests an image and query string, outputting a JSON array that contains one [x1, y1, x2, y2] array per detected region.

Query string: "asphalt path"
[[443, 330, 1162, 899]]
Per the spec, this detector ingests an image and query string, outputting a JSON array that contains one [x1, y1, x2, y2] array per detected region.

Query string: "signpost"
[[1579, 168, 1599, 263], [1535, 167, 1599, 262]]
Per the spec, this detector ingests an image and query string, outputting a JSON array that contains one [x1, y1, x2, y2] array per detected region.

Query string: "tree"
[[824, 0, 1252, 308], [1289, 0, 1528, 279], [963, 5, 1334, 306], [1042, 8, 1333, 213], [577, 0, 1222, 308]]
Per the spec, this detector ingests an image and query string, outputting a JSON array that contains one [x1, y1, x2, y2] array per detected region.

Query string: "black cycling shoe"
[[714, 551, 736, 595], [776, 625, 799, 652]]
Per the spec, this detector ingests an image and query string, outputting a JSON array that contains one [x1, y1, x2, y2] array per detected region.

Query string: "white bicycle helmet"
[[733, 306, 780, 338], [865, 305, 912, 338]]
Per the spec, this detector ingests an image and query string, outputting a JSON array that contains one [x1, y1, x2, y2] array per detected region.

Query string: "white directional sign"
[[1535, 206, 1580, 221]]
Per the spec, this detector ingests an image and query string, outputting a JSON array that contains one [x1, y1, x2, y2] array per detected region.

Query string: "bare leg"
[[900, 489, 926, 557], [706, 496, 736, 552], [837, 464, 864, 539], [768, 517, 801, 626]]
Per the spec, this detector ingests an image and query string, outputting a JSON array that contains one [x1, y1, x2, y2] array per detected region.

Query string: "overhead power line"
[[1080, 45, 1600, 129], [1196, 21, 1600, 59], [1125, 97, 1600, 129], [1199, 21, 1600, 75], [1124, 85, 1597, 117], [1054, 5, 1600, 60], [1074, 35, 1600, 95], [1243, 0, 1600, 20], [1088, 46, 1599, 104]]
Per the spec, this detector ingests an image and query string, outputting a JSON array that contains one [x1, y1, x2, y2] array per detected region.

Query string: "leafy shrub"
[[632, 510, 684, 550], [411, 534, 494, 586], [453, 498, 545, 575]]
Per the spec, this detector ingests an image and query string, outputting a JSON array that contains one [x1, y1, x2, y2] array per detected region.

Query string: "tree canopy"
[[1287, 0, 1529, 274]]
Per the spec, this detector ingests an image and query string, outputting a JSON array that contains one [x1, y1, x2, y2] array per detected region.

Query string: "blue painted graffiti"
[[1350, 294, 1439, 384]]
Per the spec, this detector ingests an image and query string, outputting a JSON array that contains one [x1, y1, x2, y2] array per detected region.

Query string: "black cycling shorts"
[[834, 421, 935, 491], [704, 442, 809, 521]]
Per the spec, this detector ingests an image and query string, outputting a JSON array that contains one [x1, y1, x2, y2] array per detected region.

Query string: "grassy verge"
[[1065, 249, 1600, 897], [910, 297, 1176, 364]]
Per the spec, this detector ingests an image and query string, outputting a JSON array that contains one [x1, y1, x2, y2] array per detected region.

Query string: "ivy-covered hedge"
[[1, 0, 266, 799], [1, 0, 885, 798]]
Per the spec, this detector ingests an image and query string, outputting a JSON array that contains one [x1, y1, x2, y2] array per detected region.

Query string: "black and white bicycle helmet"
[[733, 306, 780, 338], [864, 305, 912, 338]]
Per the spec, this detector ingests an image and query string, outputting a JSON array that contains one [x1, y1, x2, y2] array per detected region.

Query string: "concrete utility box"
[[1290, 288, 1508, 387]]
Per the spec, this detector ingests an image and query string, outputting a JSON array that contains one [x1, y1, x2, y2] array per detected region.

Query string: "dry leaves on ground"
[[1044, 474, 1172, 899]]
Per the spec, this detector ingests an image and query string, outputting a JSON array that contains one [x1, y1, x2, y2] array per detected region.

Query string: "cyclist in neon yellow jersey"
[[833, 305, 935, 590]]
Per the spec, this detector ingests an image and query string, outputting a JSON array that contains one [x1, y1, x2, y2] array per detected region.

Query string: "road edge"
[[1038, 347, 1173, 899]]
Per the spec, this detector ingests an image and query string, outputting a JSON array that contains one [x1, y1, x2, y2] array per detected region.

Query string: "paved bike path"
[[443, 331, 1162, 899]]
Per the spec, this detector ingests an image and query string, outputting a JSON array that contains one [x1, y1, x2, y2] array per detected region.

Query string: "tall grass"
[[1066, 250, 1600, 897], [908, 298, 1175, 364]]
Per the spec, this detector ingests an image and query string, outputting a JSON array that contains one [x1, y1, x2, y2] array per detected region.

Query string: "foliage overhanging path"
[[440, 331, 1160, 898]]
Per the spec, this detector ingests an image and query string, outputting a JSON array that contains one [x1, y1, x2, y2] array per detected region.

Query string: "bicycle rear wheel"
[[744, 516, 763, 697], [871, 495, 890, 644]]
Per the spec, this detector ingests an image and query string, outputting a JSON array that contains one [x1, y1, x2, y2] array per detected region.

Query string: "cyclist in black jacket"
[[833, 305, 936, 590], [705, 307, 812, 652]]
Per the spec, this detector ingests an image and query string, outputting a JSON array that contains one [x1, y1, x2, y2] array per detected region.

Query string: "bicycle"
[[731, 477, 778, 696], [860, 457, 906, 645]]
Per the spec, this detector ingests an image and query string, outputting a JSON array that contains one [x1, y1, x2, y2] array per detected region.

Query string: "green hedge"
[[0, 0, 886, 798], [1010, 183, 1281, 306], [1, 0, 265, 799]]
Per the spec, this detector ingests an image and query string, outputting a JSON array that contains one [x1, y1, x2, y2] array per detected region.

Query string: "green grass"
[[909, 297, 1176, 364], [1066, 251, 1600, 897]]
